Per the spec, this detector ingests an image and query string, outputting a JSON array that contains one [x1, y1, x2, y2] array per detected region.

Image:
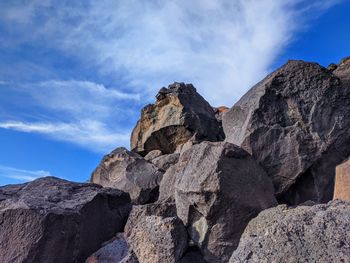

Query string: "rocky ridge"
[[1, 57, 350, 263]]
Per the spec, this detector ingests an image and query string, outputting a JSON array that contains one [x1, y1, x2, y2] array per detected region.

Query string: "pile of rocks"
[[1, 58, 350, 263]]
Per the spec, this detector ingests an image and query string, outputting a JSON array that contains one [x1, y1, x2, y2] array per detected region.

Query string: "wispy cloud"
[[0, 80, 136, 153], [0, 165, 52, 182], [0, 0, 340, 152]]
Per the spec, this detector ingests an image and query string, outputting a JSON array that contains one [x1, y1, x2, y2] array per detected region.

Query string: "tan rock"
[[130, 82, 224, 156], [334, 159, 350, 201]]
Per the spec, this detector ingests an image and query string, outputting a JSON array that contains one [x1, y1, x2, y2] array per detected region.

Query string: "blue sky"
[[0, 0, 349, 185]]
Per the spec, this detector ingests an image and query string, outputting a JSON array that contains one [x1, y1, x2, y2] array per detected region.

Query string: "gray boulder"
[[91, 147, 163, 204], [131, 82, 224, 156], [151, 153, 180, 172], [223, 59, 350, 204], [0, 177, 131, 263], [174, 141, 277, 263], [230, 200, 350, 263], [125, 203, 187, 263], [85, 233, 138, 263], [144, 150, 163, 161]]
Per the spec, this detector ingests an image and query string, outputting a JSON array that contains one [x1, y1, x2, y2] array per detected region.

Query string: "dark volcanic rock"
[[85, 233, 138, 263], [0, 177, 131, 263], [131, 82, 224, 156], [125, 203, 187, 263], [230, 200, 350, 263], [91, 147, 163, 204], [223, 59, 350, 205], [151, 153, 180, 172], [174, 141, 277, 263]]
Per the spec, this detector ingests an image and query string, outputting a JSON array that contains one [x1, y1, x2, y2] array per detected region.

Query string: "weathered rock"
[[223, 59, 350, 205], [85, 233, 138, 263], [91, 147, 163, 204], [334, 158, 350, 201], [151, 153, 180, 172], [125, 203, 187, 263], [144, 150, 163, 161], [174, 141, 277, 263], [158, 164, 178, 202], [334, 56, 350, 87], [230, 200, 350, 263], [0, 177, 131, 263], [131, 82, 224, 156]]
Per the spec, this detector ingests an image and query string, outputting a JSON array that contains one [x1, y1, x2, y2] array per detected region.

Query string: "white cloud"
[[0, 120, 130, 153], [0, 0, 338, 105], [0, 165, 53, 182], [0, 0, 340, 153]]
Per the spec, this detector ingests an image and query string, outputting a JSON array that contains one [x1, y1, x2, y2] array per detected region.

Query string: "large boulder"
[[223, 59, 350, 205], [85, 233, 138, 263], [174, 141, 277, 263], [91, 147, 163, 204], [151, 153, 180, 172], [125, 203, 188, 263], [334, 158, 350, 201], [0, 177, 131, 263], [131, 82, 224, 156], [230, 200, 350, 263]]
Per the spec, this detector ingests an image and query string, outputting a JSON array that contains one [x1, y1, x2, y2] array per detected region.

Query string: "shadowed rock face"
[[230, 200, 350, 263], [0, 177, 131, 263], [173, 141, 277, 263], [223, 59, 350, 205], [91, 147, 163, 204], [131, 82, 224, 156]]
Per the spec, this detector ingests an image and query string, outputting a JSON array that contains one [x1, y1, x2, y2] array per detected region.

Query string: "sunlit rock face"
[[131, 82, 224, 156], [230, 200, 350, 263], [223, 59, 350, 205], [334, 158, 350, 201]]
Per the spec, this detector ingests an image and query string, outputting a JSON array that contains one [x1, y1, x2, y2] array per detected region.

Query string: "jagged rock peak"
[[131, 82, 224, 156]]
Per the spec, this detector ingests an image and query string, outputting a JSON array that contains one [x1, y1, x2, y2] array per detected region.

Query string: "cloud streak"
[[0, 0, 340, 152], [0, 165, 53, 182]]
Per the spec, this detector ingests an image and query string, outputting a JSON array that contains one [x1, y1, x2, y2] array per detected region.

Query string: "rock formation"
[[91, 147, 163, 204], [0, 177, 131, 263], [2, 56, 350, 263], [223, 59, 350, 204], [230, 200, 350, 263], [174, 141, 277, 262], [334, 158, 350, 201], [125, 203, 187, 263], [85, 233, 138, 263], [130, 82, 224, 156]]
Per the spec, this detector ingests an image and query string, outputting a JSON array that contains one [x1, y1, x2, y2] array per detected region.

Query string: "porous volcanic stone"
[[0, 177, 131, 263], [223, 59, 350, 204], [230, 200, 350, 263], [174, 141, 277, 263], [91, 147, 163, 204], [125, 203, 187, 263], [131, 82, 224, 156]]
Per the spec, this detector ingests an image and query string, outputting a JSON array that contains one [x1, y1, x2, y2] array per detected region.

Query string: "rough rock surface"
[[223, 59, 350, 204], [334, 158, 350, 201], [131, 82, 224, 156], [0, 177, 131, 263], [230, 200, 350, 263], [174, 141, 277, 263], [144, 149, 163, 161], [125, 203, 187, 263], [85, 233, 138, 263], [91, 147, 163, 204], [151, 153, 180, 172]]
